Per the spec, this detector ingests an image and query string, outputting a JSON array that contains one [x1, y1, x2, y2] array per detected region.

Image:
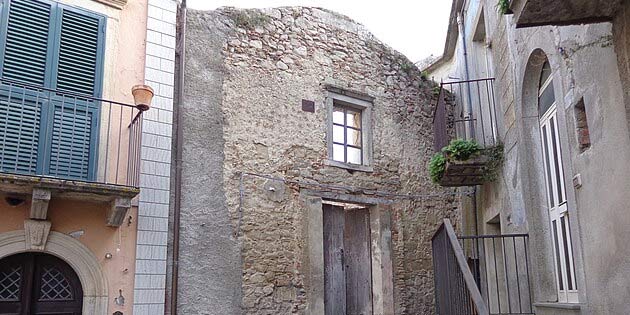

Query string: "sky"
[[185, 0, 451, 63]]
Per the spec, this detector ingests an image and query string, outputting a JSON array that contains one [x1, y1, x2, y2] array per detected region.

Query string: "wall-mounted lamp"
[[131, 85, 154, 111], [4, 196, 25, 207]]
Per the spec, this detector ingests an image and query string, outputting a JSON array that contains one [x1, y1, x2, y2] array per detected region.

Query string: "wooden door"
[[323, 204, 373, 315], [0, 253, 83, 315]]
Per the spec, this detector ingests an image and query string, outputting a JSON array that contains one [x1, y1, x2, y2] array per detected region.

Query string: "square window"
[[327, 91, 372, 170], [331, 105, 363, 165]]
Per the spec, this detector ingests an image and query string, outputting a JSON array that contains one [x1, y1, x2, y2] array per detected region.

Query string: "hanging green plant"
[[429, 153, 447, 183], [428, 139, 503, 185], [481, 144, 504, 182], [441, 138, 482, 160], [497, 0, 512, 15]]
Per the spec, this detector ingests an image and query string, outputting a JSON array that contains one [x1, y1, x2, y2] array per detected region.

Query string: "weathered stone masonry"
[[179, 7, 459, 314]]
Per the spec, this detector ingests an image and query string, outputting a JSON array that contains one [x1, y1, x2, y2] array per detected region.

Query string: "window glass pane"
[[550, 118, 565, 204], [552, 221, 564, 291], [346, 110, 361, 129], [333, 107, 344, 124], [539, 83, 555, 117], [540, 61, 552, 87], [542, 125, 555, 207], [566, 217, 577, 290], [347, 129, 361, 147], [347, 147, 361, 164], [333, 125, 345, 143], [332, 144, 345, 162], [561, 215, 574, 290]]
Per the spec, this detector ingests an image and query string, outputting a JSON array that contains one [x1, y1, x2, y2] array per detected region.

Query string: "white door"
[[539, 104, 578, 303]]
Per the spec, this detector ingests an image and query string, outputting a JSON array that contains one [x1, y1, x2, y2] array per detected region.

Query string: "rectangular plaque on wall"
[[302, 99, 315, 113]]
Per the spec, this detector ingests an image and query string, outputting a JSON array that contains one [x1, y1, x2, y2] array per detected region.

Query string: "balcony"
[[510, 0, 623, 28], [432, 78, 501, 187], [0, 78, 146, 226]]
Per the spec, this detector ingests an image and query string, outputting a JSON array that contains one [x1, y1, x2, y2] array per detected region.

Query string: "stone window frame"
[[325, 87, 374, 172], [519, 49, 585, 307], [301, 191, 394, 315]]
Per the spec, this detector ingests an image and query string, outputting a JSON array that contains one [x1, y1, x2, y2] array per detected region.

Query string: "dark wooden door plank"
[[344, 209, 373, 315], [324, 204, 346, 315]]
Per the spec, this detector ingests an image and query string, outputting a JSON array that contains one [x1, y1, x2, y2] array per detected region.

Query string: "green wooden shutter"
[[45, 5, 104, 180], [0, 0, 53, 85], [55, 8, 103, 96], [0, 0, 53, 174]]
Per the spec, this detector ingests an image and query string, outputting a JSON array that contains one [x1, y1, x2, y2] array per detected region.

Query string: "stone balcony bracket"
[[0, 173, 139, 228]]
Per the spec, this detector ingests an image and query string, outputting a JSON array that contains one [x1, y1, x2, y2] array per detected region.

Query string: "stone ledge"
[[534, 302, 582, 310], [324, 159, 374, 173], [0, 173, 140, 203], [512, 0, 623, 28]]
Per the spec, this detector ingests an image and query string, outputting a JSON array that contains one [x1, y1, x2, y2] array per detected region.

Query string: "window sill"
[[324, 159, 373, 172], [534, 302, 582, 310]]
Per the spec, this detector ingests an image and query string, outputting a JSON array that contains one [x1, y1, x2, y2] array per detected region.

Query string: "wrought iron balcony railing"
[[433, 78, 499, 151], [0, 77, 144, 188]]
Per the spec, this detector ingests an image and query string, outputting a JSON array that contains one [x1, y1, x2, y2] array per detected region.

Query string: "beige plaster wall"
[[0, 199, 138, 314]]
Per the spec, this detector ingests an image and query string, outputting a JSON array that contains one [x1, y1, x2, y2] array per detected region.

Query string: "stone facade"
[[613, 0, 630, 141], [177, 7, 459, 314]]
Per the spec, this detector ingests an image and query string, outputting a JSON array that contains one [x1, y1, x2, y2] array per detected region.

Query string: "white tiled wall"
[[134, 0, 177, 313]]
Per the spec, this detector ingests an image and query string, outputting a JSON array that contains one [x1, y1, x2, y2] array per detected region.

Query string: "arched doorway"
[[0, 252, 83, 314]]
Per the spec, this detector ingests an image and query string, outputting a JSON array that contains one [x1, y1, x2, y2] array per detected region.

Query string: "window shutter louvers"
[[0, 0, 105, 181], [1, 0, 52, 85], [0, 0, 53, 174], [46, 7, 104, 180], [55, 9, 102, 96]]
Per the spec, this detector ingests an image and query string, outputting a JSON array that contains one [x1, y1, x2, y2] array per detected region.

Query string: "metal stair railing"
[[432, 219, 489, 315]]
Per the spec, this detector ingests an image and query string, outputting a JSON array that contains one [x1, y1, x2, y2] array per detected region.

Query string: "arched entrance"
[[0, 252, 83, 314]]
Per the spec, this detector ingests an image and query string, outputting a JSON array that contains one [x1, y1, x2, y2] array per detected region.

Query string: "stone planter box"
[[438, 155, 491, 187]]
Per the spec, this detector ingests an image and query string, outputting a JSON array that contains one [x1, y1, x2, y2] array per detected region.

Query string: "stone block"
[[30, 188, 51, 220], [24, 219, 52, 250], [107, 197, 132, 227]]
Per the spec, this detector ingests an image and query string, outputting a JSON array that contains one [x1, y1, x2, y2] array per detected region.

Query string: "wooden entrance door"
[[323, 204, 373, 315], [0, 253, 83, 315]]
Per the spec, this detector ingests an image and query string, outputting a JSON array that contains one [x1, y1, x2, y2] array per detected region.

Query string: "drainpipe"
[[458, 2, 480, 237], [169, 0, 186, 314], [457, 9, 475, 139]]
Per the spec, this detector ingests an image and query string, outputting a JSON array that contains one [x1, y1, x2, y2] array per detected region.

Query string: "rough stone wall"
[[182, 7, 459, 315], [614, 0, 630, 137]]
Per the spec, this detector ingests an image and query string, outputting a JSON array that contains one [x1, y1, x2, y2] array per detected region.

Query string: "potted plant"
[[131, 85, 154, 111], [429, 139, 503, 187]]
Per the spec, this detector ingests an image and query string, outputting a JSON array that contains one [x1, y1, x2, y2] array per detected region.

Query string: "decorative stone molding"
[[0, 230, 108, 315], [107, 197, 132, 227], [24, 220, 51, 250], [31, 188, 51, 219], [93, 0, 127, 9]]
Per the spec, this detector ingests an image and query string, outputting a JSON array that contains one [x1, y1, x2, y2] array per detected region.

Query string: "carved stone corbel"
[[31, 188, 51, 220], [24, 219, 52, 251], [107, 197, 132, 227]]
